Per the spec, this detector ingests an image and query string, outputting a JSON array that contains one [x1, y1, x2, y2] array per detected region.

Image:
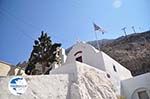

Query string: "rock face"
[[51, 62, 117, 99], [0, 75, 69, 99], [0, 62, 117, 99]]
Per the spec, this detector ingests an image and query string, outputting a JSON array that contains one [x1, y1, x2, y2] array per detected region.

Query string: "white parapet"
[[121, 73, 150, 99], [0, 75, 69, 99], [0, 61, 118, 99], [51, 61, 118, 99]]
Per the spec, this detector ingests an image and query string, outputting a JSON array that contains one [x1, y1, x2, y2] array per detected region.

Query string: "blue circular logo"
[[8, 76, 27, 96]]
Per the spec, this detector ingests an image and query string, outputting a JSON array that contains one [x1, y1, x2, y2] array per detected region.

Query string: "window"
[[106, 73, 111, 78], [138, 90, 149, 99], [113, 65, 117, 72], [76, 56, 82, 62]]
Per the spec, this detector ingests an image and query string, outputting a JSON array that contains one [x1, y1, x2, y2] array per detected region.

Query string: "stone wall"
[[0, 62, 117, 99], [0, 75, 69, 99]]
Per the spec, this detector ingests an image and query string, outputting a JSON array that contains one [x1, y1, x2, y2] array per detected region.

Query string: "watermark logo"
[[8, 76, 27, 96]]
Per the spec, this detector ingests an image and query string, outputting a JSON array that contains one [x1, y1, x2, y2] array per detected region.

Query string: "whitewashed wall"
[[65, 42, 133, 96], [51, 61, 117, 99], [0, 75, 69, 99], [66, 42, 106, 71], [0, 61, 12, 76], [121, 73, 150, 99], [60, 48, 67, 64], [0, 61, 25, 76], [102, 52, 132, 80], [101, 52, 133, 95]]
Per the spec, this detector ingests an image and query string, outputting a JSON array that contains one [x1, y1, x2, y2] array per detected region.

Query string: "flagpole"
[[93, 22, 105, 51], [94, 31, 100, 51]]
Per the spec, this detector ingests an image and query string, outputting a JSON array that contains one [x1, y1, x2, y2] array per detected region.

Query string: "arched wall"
[[121, 73, 150, 99], [131, 87, 150, 99], [66, 42, 106, 71]]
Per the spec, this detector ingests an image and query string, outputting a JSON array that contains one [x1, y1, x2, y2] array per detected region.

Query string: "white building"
[[0, 61, 26, 76], [121, 73, 150, 99], [0, 41, 149, 99], [61, 42, 150, 99]]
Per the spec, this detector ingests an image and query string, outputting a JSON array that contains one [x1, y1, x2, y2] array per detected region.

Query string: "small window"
[[113, 65, 117, 72], [106, 73, 111, 78], [138, 90, 149, 99], [76, 56, 82, 62]]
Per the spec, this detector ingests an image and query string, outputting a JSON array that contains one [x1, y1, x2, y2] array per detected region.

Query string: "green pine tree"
[[25, 31, 61, 75]]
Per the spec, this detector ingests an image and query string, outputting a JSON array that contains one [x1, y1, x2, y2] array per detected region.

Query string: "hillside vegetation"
[[100, 31, 150, 76]]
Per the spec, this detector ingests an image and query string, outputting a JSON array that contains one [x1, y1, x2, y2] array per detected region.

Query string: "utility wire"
[[0, 8, 34, 41], [0, 7, 70, 44], [0, 8, 70, 45], [0, 7, 42, 31]]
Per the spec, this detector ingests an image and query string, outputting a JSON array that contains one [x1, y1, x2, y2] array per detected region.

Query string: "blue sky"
[[0, 0, 150, 65]]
